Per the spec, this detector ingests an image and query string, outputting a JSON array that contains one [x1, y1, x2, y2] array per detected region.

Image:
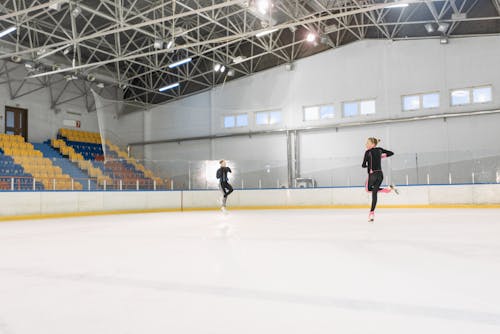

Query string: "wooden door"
[[5, 106, 28, 140]]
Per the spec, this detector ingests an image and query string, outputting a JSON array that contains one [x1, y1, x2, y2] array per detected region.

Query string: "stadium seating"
[[34, 142, 99, 190], [0, 134, 80, 190], [51, 138, 112, 187], [0, 130, 164, 191], [54, 129, 165, 189], [0, 151, 43, 190]]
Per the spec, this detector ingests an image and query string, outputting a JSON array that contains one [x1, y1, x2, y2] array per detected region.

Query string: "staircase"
[[34, 142, 99, 190]]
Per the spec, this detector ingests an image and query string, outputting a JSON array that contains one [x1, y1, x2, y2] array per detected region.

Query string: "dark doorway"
[[5, 106, 28, 140]]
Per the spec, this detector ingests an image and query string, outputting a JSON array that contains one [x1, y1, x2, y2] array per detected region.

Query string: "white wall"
[[144, 36, 500, 187], [102, 108, 145, 157], [4, 36, 498, 172], [0, 66, 100, 142], [0, 65, 142, 146]]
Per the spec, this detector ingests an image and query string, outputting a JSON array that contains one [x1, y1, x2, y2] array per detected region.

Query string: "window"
[[342, 99, 375, 118], [451, 89, 470, 106], [319, 105, 335, 119], [255, 110, 282, 126], [303, 106, 319, 121], [451, 85, 492, 106], [223, 114, 248, 128], [403, 95, 420, 111], [472, 86, 492, 103], [403, 92, 440, 111], [342, 102, 358, 117], [223, 116, 235, 128], [236, 114, 248, 127], [255, 112, 269, 125], [422, 93, 440, 109], [303, 104, 335, 121], [269, 111, 282, 125], [6, 111, 14, 128], [360, 100, 376, 115]]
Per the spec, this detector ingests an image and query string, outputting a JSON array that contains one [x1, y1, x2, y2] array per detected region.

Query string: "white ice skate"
[[220, 196, 228, 213], [368, 211, 375, 223]]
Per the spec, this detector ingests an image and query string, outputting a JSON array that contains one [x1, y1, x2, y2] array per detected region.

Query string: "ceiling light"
[[63, 46, 71, 55], [0, 26, 17, 39], [96, 82, 104, 88], [320, 35, 334, 46], [324, 24, 338, 34], [451, 13, 466, 20], [256, 28, 278, 38], [168, 57, 192, 69], [227, 69, 235, 77], [437, 22, 450, 33], [49, 1, 65, 11], [71, 6, 82, 18], [86, 74, 95, 82], [153, 39, 163, 49], [233, 56, 246, 64], [10, 55, 21, 63], [36, 48, 47, 56], [173, 27, 185, 36], [159, 82, 179, 92], [220, 65, 226, 73], [166, 40, 174, 49], [440, 37, 449, 44], [306, 33, 316, 43], [214, 63, 221, 72], [387, 3, 409, 9], [424, 23, 435, 33], [24, 63, 34, 70], [256, 0, 270, 15]]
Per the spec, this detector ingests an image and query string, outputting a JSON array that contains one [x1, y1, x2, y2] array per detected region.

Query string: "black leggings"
[[220, 181, 233, 198], [367, 171, 384, 212]]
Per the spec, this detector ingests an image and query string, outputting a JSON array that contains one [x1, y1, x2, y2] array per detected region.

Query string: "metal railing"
[[1, 150, 499, 191]]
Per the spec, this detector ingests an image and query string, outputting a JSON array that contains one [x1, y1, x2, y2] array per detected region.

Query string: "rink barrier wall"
[[0, 184, 499, 221]]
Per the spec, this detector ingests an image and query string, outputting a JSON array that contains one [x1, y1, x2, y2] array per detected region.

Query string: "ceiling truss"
[[0, 0, 498, 110]]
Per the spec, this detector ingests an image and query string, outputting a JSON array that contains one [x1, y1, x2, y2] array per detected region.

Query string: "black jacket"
[[216, 167, 232, 183], [362, 147, 394, 173]]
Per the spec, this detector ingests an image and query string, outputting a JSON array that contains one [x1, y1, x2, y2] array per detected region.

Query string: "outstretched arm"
[[227, 167, 232, 173], [381, 148, 394, 159]]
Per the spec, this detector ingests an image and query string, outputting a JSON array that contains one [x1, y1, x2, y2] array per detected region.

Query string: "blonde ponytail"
[[368, 137, 381, 146]]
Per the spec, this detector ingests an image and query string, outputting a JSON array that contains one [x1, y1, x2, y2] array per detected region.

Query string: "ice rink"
[[1, 208, 500, 334]]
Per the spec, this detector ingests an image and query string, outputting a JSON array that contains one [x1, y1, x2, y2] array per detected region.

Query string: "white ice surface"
[[1, 209, 500, 334]]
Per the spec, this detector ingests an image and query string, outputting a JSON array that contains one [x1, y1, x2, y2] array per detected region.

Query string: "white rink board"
[[0, 184, 499, 217]]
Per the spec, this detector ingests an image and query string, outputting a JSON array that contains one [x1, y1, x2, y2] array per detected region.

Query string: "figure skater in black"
[[216, 160, 233, 211], [362, 137, 399, 222]]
